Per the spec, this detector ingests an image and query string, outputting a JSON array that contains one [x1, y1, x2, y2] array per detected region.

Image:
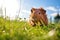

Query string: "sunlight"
[[2, 0, 19, 19]]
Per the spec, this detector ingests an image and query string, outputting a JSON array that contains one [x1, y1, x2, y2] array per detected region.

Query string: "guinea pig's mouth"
[[32, 17, 37, 21]]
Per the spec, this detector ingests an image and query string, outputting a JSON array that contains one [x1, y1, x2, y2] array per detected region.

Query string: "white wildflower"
[[3, 30, 5, 33], [48, 29, 55, 36]]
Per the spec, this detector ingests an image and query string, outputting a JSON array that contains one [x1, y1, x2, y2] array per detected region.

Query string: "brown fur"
[[29, 7, 48, 26]]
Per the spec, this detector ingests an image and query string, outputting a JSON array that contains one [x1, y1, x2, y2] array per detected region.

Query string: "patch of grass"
[[0, 17, 60, 40]]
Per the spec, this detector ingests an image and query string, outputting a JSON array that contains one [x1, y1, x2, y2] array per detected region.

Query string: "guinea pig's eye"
[[39, 13, 40, 14]]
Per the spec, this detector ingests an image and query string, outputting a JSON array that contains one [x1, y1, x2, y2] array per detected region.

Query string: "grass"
[[0, 17, 60, 40]]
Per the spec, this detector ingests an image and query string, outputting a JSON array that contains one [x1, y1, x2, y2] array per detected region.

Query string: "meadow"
[[0, 17, 60, 40]]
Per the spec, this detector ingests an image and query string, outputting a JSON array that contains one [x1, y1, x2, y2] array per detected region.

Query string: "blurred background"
[[0, 0, 60, 23]]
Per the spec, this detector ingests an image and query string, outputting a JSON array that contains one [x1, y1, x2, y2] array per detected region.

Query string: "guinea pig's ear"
[[31, 8, 35, 13], [44, 10, 46, 13], [40, 8, 46, 13]]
